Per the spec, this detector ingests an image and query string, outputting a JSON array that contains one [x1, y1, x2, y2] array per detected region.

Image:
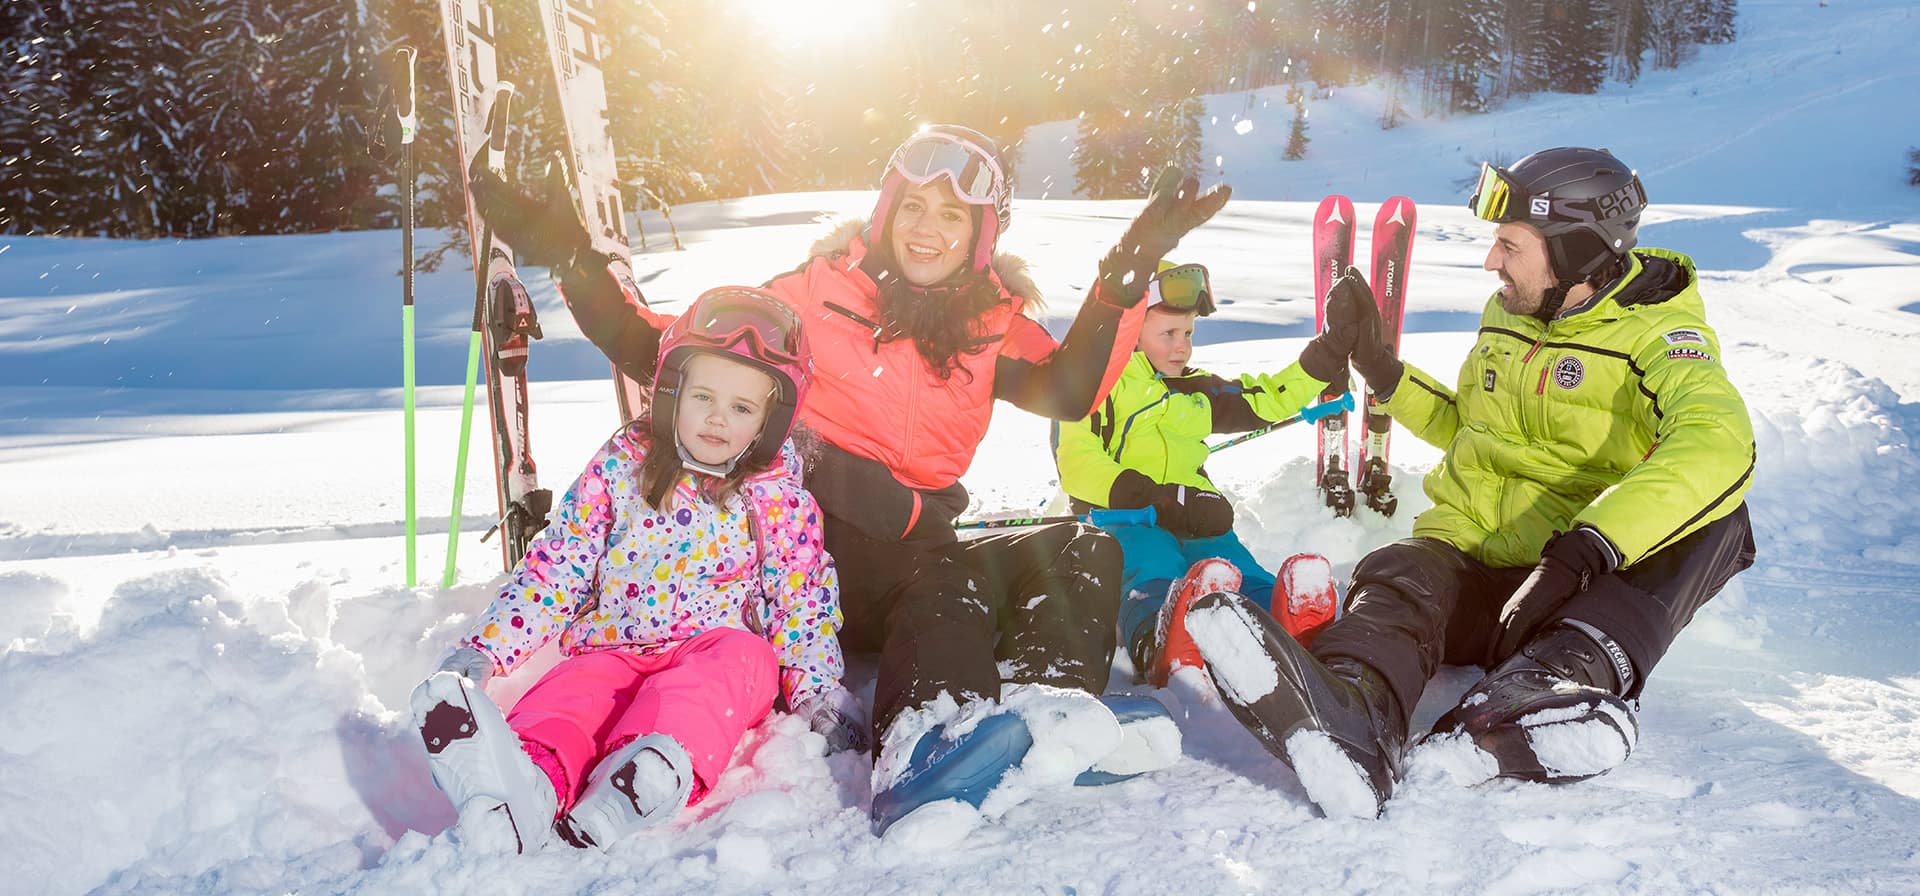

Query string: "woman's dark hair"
[[875, 273, 1005, 381]]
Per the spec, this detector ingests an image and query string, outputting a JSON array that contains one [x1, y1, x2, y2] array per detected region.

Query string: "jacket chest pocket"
[[1464, 336, 1530, 435]]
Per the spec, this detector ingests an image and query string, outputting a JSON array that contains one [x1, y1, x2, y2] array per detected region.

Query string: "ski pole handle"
[[385, 47, 417, 145], [1087, 506, 1156, 528], [1301, 391, 1355, 422], [484, 83, 515, 172], [953, 506, 1158, 531], [1207, 392, 1354, 454]]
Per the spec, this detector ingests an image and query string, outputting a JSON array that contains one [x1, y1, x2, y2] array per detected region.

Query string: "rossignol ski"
[[1312, 195, 1357, 516], [534, 0, 652, 420], [1357, 197, 1415, 516], [436, 0, 552, 572]]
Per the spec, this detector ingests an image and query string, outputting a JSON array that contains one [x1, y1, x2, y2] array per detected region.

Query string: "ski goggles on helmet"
[[887, 130, 1006, 208], [1470, 161, 1647, 227], [1468, 163, 1527, 223], [678, 287, 806, 367], [1146, 263, 1216, 316]]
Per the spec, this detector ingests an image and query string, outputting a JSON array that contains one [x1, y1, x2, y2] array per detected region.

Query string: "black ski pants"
[[825, 517, 1124, 746], [1313, 504, 1756, 715]]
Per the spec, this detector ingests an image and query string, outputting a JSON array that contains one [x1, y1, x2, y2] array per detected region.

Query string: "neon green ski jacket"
[[1058, 352, 1327, 506], [1381, 248, 1755, 568]]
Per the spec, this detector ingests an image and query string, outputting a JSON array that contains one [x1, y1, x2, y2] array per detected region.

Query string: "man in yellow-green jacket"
[[1190, 147, 1757, 819]]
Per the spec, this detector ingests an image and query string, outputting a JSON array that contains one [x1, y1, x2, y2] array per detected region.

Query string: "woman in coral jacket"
[[474, 125, 1228, 831]]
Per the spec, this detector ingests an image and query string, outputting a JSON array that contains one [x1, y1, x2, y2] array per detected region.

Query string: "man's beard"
[[1497, 277, 1543, 315]]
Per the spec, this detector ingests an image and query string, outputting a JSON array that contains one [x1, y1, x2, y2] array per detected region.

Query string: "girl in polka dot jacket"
[[410, 287, 862, 853]]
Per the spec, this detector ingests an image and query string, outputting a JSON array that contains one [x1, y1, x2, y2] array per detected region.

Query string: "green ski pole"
[[387, 46, 419, 587], [445, 83, 516, 588], [1206, 392, 1354, 454]]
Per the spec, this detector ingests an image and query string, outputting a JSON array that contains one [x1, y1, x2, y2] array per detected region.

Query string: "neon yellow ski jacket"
[[1381, 249, 1755, 569], [1058, 352, 1328, 506]]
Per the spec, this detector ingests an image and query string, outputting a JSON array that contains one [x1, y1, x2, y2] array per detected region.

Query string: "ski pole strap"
[[952, 506, 1158, 531], [1206, 392, 1354, 454]]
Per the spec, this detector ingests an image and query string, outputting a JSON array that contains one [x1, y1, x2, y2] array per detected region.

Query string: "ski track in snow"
[[6, 0, 1920, 891]]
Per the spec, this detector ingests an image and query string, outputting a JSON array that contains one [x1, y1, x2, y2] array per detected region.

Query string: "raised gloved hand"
[[1097, 167, 1232, 307], [434, 645, 496, 686], [1300, 266, 1402, 395], [468, 150, 597, 269], [792, 686, 869, 754], [1490, 526, 1622, 662]]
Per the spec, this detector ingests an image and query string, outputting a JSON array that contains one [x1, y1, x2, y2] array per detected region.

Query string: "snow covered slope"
[[3, 0, 1918, 892]]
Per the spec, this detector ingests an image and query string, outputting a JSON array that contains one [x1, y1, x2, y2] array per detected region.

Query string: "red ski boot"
[[1147, 558, 1244, 688], [1276, 553, 1339, 647]]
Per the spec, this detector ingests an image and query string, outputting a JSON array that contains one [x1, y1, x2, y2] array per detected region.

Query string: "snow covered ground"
[[4, 0, 1919, 892]]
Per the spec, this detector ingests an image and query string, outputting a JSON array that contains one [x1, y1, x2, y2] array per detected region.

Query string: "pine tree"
[[1609, 0, 1650, 84], [1908, 147, 1920, 187], [1439, 0, 1501, 112], [0, 0, 93, 234], [1541, 0, 1609, 94], [1645, 0, 1697, 69], [1069, 4, 1204, 199], [1284, 89, 1310, 160], [1698, 0, 1738, 43]]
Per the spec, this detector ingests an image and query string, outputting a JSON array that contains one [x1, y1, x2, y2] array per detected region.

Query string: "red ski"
[[1358, 197, 1416, 516], [1312, 195, 1358, 516]]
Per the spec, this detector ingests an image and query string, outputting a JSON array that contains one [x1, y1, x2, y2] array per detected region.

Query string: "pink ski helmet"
[[652, 286, 813, 472], [871, 124, 1012, 275]]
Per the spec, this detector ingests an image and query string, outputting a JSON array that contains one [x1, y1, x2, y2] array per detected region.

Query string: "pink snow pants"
[[505, 627, 777, 809]]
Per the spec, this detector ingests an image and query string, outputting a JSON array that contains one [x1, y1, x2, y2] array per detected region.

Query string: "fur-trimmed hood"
[[806, 217, 1044, 311]]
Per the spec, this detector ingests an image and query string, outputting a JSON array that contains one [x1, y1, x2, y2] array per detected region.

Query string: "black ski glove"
[[1097, 167, 1232, 307], [468, 150, 598, 270], [1163, 485, 1234, 538], [1300, 266, 1403, 395], [1490, 526, 1622, 663], [1110, 469, 1234, 538]]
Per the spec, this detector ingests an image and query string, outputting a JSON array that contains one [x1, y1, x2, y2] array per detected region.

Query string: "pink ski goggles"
[[887, 131, 1006, 208], [676, 287, 807, 368]]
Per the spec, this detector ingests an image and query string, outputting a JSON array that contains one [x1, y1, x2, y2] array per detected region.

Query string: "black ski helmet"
[[1470, 147, 1647, 283]]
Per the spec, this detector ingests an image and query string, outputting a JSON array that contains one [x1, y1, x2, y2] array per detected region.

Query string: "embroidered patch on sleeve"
[[1666, 347, 1715, 361], [1662, 328, 1706, 345]]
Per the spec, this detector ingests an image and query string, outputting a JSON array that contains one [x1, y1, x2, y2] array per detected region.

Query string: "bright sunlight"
[[724, 0, 897, 50]]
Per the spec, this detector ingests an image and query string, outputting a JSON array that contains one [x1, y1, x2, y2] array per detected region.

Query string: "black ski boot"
[[1432, 621, 1638, 784], [1185, 591, 1407, 818]]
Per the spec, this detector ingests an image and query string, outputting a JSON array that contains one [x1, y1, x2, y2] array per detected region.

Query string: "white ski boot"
[[411, 671, 557, 853], [559, 733, 694, 850]]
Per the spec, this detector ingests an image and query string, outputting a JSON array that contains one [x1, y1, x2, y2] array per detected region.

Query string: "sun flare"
[[723, 0, 895, 50]]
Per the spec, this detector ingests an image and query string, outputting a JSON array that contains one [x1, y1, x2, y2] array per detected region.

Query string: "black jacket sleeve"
[[993, 285, 1135, 420], [805, 441, 967, 549], [558, 255, 667, 385]]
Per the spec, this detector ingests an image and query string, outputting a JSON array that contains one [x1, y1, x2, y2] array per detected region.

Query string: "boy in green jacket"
[[1056, 261, 1360, 687]]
